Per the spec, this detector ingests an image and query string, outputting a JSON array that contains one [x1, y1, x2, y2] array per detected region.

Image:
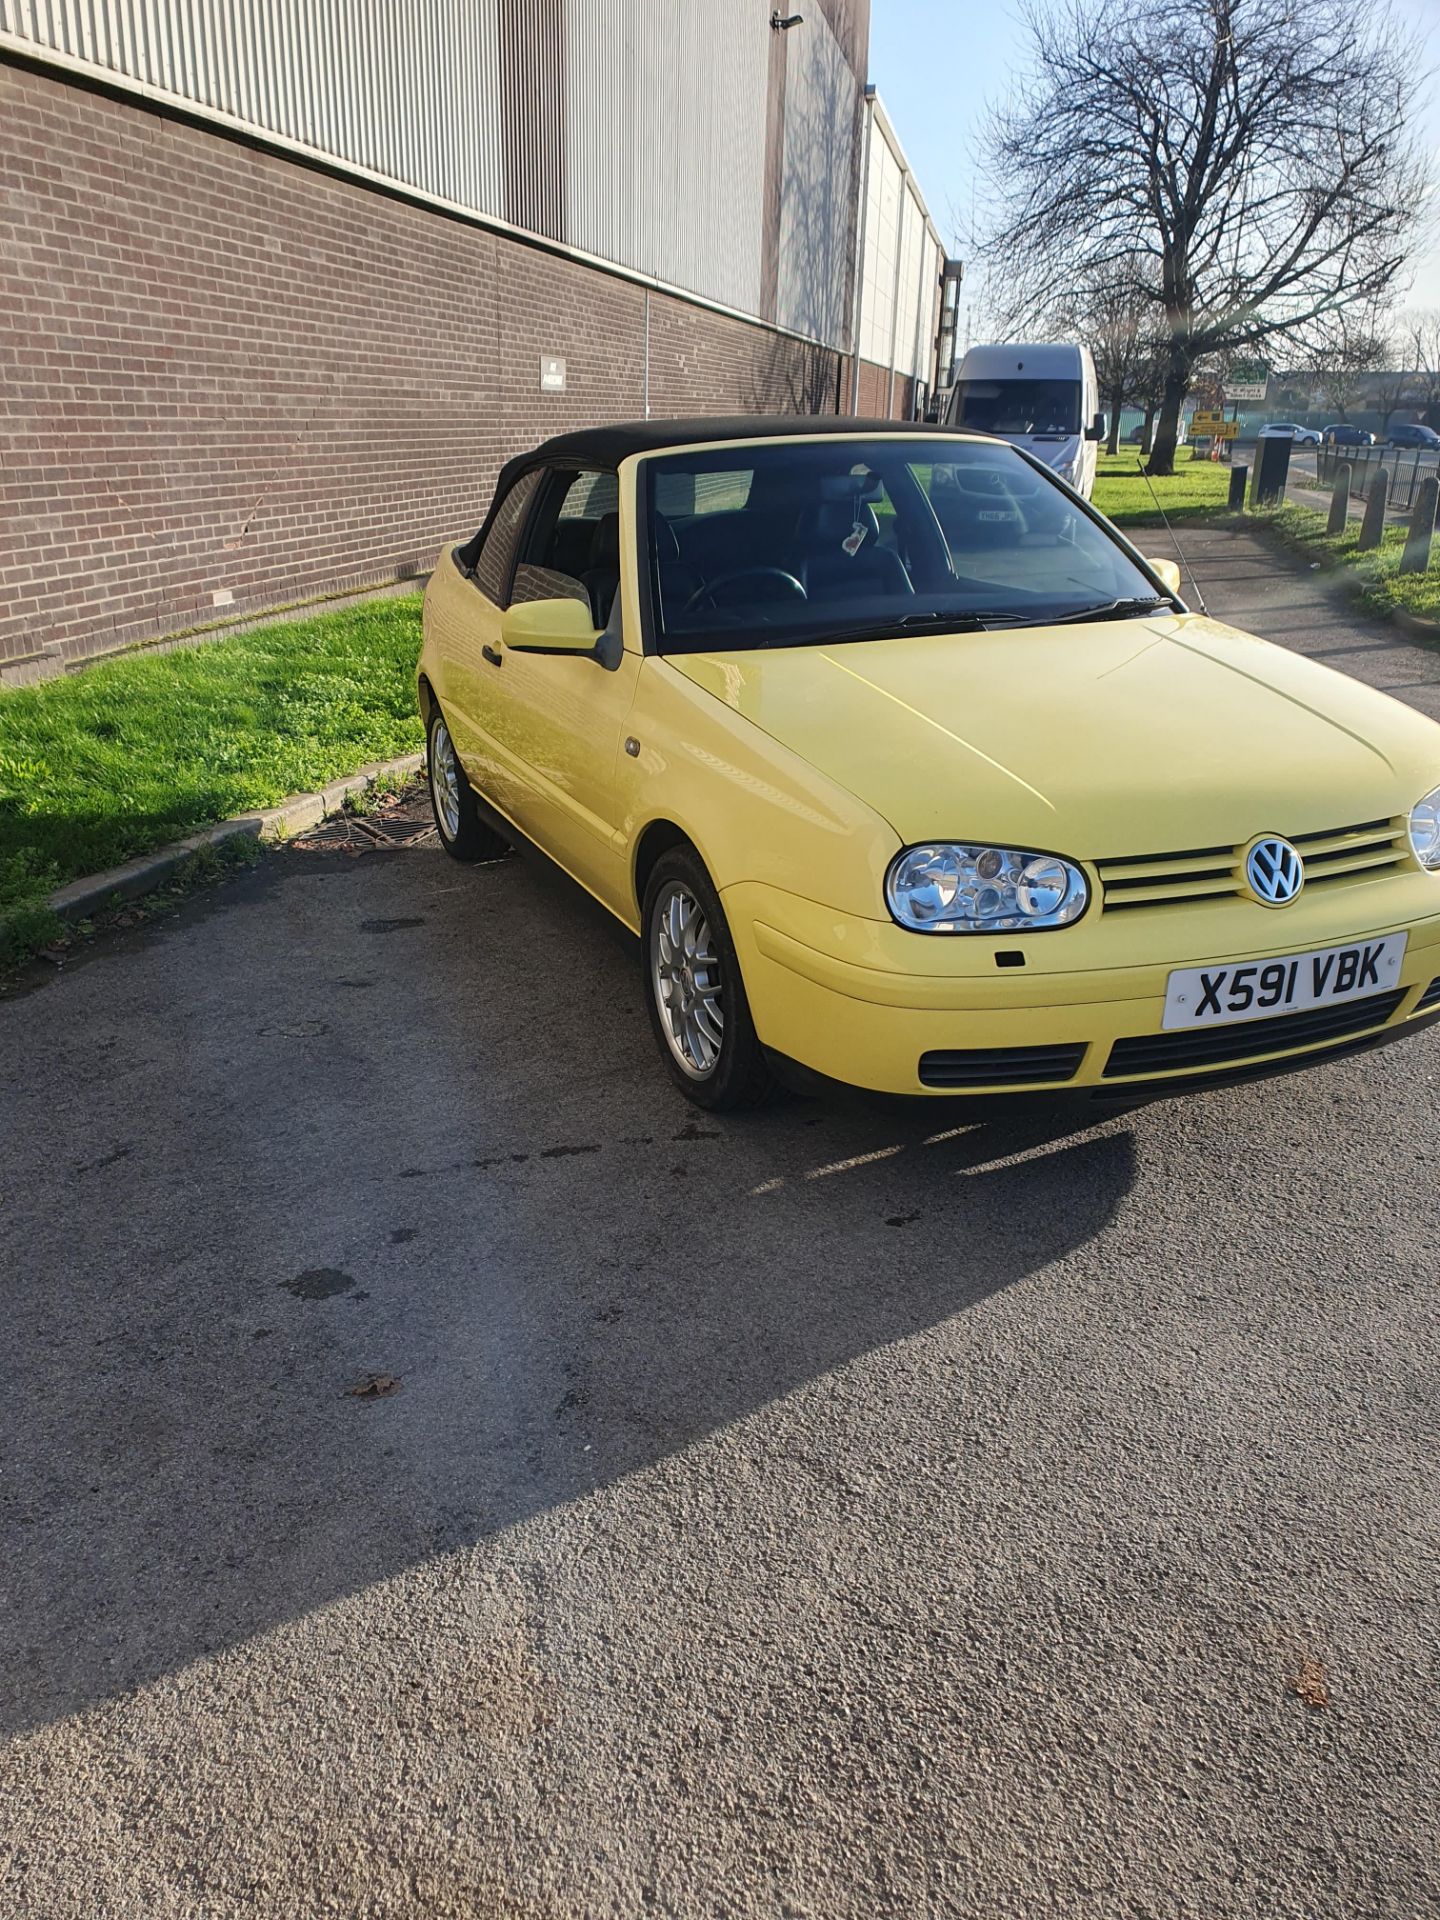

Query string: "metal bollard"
[[1400, 474, 1438, 574], [1327, 462, 1351, 536], [1358, 467, 1390, 550], [1228, 464, 1248, 511]]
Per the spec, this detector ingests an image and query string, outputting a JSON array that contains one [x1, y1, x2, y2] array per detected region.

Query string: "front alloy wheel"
[[641, 845, 774, 1110], [426, 704, 509, 862], [651, 881, 724, 1078], [430, 714, 463, 841]]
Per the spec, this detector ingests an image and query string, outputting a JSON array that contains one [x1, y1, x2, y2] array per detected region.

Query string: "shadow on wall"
[[0, 840, 1138, 1736], [743, 332, 841, 415], [774, 5, 861, 352]]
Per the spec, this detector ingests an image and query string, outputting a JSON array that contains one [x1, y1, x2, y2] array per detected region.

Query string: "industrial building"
[[1, 1, 950, 671]]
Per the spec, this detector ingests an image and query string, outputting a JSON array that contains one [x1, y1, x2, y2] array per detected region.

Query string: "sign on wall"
[[540, 356, 567, 393]]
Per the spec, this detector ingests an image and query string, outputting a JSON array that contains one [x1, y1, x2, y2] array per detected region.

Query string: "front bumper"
[[724, 880, 1440, 1098]]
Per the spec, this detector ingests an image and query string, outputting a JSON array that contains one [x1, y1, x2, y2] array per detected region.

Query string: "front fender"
[[618, 658, 901, 923]]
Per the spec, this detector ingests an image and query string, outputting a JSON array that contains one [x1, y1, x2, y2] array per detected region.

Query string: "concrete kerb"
[[47, 751, 425, 924]]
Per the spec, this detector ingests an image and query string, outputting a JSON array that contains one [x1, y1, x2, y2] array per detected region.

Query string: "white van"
[[946, 342, 1104, 498]]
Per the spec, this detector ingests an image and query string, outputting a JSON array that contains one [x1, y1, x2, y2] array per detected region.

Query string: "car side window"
[[512, 467, 620, 622], [469, 468, 542, 606]]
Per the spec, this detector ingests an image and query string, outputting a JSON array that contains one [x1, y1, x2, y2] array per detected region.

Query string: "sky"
[[866, 0, 1440, 348]]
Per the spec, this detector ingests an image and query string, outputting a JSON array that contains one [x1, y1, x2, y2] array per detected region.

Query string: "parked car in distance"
[[1320, 424, 1375, 446], [945, 342, 1104, 497], [1387, 422, 1440, 450], [419, 416, 1440, 1109], [1258, 422, 1322, 445]]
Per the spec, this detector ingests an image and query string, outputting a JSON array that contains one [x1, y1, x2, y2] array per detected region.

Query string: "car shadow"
[[1, 835, 1138, 1736]]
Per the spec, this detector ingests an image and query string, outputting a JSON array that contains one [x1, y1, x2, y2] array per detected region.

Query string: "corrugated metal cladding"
[[774, 5, 857, 346], [0, 0, 838, 336], [561, 0, 770, 321], [0, 0, 507, 213], [856, 98, 940, 380]]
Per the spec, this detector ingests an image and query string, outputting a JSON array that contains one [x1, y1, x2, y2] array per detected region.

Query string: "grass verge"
[[1092, 450, 1440, 632], [1092, 448, 1236, 525], [0, 594, 424, 964], [1251, 504, 1440, 628]]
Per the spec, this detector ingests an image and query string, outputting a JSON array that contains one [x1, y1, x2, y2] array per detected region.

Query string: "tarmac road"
[[4, 532, 1440, 1918]]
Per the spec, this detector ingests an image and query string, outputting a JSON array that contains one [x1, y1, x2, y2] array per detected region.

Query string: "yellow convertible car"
[[418, 417, 1440, 1109]]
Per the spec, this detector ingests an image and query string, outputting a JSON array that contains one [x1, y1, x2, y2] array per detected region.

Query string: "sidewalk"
[[1137, 519, 1440, 724]]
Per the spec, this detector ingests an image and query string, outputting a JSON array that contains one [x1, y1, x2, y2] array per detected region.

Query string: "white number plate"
[[1163, 934, 1407, 1031]]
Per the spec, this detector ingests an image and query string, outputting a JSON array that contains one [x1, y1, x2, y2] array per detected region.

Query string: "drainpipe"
[[848, 89, 875, 415], [885, 155, 909, 419]]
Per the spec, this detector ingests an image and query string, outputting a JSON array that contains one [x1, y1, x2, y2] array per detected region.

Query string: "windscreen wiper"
[[1045, 594, 1179, 625], [794, 609, 1025, 646]]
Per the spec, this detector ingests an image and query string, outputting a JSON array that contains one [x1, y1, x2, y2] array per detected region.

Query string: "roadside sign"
[[1212, 418, 1239, 439], [1190, 410, 1225, 430], [1224, 360, 1268, 402]]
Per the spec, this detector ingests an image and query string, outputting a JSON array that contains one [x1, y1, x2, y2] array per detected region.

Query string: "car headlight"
[[885, 843, 1089, 933], [1410, 786, 1440, 870]]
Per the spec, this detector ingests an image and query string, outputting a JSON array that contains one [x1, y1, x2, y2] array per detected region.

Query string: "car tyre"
[[427, 705, 509, 863], [642, 845, 775, 1111]]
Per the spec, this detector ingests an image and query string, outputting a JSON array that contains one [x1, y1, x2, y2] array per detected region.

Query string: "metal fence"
[[1316, 442, 1439, 514]]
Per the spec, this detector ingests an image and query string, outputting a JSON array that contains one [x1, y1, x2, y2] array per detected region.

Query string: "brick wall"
[[0, 59, 846, 670], [843, 357, 918, 421]]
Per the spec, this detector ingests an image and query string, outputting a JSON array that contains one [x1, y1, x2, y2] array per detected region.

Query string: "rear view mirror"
[[1146, 557, 1182, 596], [501, 596, 600, 657]]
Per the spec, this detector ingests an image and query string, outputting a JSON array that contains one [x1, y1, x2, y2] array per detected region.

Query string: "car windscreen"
[[643, 437, 1163, 655], [952, 378, 1081, 435]]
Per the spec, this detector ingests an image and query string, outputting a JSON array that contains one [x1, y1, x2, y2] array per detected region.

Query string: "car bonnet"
[[667, 615, 1438, 854]]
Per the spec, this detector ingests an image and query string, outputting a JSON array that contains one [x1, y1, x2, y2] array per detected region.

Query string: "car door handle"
[[482, 644, 503, 667]]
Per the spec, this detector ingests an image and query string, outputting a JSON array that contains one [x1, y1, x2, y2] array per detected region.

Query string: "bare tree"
[[1128, 335, 1175, 452], [1297, 300, 1395, 419], [1372, 361, 1411, 435], [980, 0, 1429, 473], [1405, 311, 1440, 429], [1065, 278, 1153, 453]]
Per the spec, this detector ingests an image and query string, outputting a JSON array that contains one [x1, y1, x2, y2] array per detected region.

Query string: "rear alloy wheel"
[[427, 706, 509, 863], [642, 845, 774, 1110]]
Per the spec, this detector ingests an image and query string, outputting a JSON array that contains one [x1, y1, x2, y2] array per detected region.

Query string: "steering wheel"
[[682, 568, 808, 615]]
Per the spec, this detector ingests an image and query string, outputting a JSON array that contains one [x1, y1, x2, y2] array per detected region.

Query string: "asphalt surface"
[[4, 530, 1440, 1918]]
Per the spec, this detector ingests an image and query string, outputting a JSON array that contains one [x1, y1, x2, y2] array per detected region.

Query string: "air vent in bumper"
[[1103, 989, 1406, 1078], [919, 1043, 1086, 1089]]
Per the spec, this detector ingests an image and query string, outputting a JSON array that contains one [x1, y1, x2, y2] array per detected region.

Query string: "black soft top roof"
[[458, 416, 980, 567], [523, 414, 972, 468]]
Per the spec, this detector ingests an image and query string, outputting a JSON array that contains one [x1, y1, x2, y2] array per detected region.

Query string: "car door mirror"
[[501, 595, 601, 657], [1085, 411, 1106, 442], [1145, 557, 1182, 596]]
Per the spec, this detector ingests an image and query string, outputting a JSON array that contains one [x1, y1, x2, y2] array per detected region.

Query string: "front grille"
[[1096, 818, 1408, 912], [919, 1042, 1086, 1089], [1415, 976, 1440, 1013], [1103, 989, 1405, 1078]]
